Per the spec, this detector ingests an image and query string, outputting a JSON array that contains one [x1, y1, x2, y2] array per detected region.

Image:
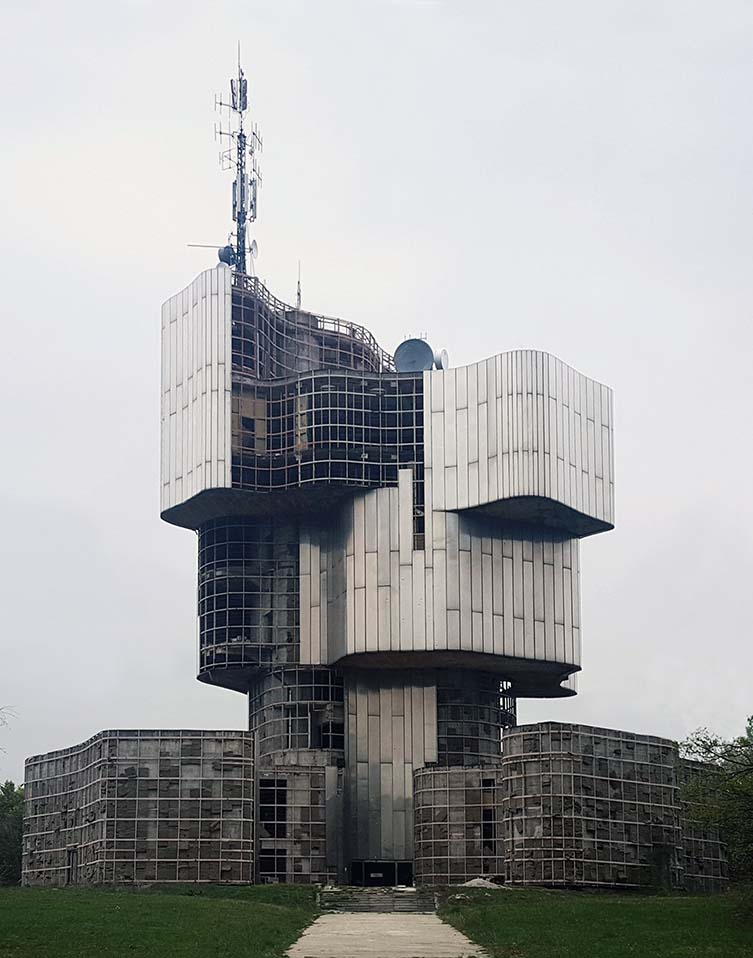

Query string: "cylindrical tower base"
[[342, 668, 516, 882]]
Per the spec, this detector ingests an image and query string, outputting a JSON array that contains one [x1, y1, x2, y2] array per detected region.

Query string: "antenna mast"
[[215, 49, 262, 273]]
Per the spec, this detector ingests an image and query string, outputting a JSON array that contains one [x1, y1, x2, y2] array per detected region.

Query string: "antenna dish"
[[218, 245, 236, 266], [434, 348, 449, 370], [394, 338, 435, 372], [249, 239, 258, 260]]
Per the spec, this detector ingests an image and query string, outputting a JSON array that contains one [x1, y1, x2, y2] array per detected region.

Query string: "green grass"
[[0, 884, 317, 958], [439, 885, 753, 958], [3, 883, 751, 958]]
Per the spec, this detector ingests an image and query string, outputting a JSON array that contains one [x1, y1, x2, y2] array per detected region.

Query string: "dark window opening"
[[258, 847, 287, 883], [259, 778, 287, 838], [482, 807, 496, 842], [320, 721, 345, 751]]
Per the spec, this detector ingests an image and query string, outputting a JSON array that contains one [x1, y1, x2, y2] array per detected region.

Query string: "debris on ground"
[[460, 878, 508, 889]]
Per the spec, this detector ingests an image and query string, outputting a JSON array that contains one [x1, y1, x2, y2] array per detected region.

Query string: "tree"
[[0, 705, 17, 754], [0, 707, 24, 885], [681, 717, 753, 882], [0, 780, 23, 885]]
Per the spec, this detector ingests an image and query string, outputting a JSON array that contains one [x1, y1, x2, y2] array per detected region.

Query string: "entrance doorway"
[[349, 860, 413, 886]]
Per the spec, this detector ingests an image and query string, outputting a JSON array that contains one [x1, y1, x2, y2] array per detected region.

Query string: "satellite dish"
[[434, 348, 449, 370], [218, 245, 236, 266], [394, 338, 435, 372], [249, 239, 258, 259]]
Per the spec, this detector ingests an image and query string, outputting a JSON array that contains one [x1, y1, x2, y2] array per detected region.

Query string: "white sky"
[[1, 0, 752, 782]]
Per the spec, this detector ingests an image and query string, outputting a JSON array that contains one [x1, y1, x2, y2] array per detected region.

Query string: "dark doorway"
[[66, 846, 78, 885], [349, 860, 413, 886]]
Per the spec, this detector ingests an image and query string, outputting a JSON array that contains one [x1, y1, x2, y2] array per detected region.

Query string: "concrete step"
[[319, 886, 437, 914]]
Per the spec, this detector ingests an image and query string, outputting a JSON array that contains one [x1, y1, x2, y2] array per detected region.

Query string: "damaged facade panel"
[[256, 766, 341, 884], [413, 723, 727, 892], [23, 730, 253, 886], [250, 666, 345, 884], [414, 767, 503, 885]]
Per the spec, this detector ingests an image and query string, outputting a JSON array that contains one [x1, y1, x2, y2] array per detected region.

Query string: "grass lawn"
[[2, 884, 752, 958], [440, 885, 753, 958], [0, 884, 317, 958]]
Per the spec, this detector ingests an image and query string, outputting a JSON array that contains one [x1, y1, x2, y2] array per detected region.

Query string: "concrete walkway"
[[284, 913, 489, 958]]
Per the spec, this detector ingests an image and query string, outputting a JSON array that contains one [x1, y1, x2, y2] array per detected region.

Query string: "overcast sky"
[[1, 0, 752, 782]]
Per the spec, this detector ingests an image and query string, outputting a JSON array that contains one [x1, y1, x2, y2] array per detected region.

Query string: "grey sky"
[[1, 0, 752, 782]]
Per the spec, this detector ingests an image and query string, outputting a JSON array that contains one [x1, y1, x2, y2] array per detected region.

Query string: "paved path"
[[284, 913, 489, 958]]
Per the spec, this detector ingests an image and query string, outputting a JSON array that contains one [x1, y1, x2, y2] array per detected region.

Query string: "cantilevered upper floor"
[[160, 266, 614, 539]]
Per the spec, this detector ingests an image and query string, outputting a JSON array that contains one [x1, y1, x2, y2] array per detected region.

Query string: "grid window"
[[502, 726, 689, 889], [198, 519, 300, 673], [249, 667, 345, 760], [228, 280, 427, 553], [231, 276, 393, 382], [413, 729, 728, 891], [414, 768, 504, 885], [230, 373, 424, 500], [22, 732, 254, 886], [437, 674, 516, 767], [256, 769, 330, 884]]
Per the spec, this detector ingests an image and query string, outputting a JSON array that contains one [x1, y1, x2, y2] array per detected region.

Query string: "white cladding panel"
[[300, 471, 581, 672], [424, 351, 614, 526], [344, 671, 437, 862], [160, 266, 233, 513]]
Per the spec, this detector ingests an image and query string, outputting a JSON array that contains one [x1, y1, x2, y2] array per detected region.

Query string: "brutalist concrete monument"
[[22, 59, 726, 892]]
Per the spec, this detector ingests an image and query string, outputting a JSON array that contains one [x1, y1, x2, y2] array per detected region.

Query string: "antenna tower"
[[215, 49, 263, 274]]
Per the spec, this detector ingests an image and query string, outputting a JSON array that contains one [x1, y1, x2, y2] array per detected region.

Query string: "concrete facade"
[[23, 721, 725, 891], [22, 269, 726, 891], [414, 767, 504, 885], [156, 268, 616, 877], [23, 731, 253, 886], [413, 723, 727, 891]]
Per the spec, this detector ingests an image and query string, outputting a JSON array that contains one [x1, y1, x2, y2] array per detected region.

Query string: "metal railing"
[[233, 273, 395, 374]]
